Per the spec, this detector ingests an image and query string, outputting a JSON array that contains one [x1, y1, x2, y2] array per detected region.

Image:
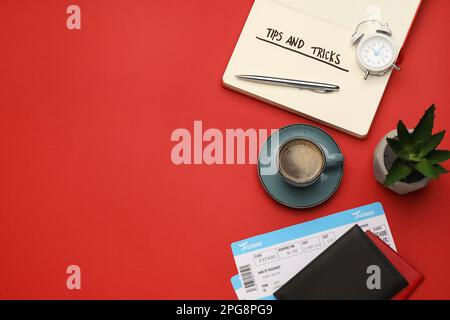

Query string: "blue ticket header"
[[231, 202, 384, 256]]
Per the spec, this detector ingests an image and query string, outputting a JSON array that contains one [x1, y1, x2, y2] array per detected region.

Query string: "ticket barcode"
[[239, 264, 257, 293]]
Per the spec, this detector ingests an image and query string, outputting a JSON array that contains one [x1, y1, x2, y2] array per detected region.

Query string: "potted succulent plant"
[[374, 105, 450, 195]]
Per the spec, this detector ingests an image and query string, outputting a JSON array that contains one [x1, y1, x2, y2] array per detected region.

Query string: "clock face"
[[358, 34, 396, 72]]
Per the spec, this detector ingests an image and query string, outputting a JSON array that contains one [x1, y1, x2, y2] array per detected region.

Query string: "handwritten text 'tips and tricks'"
[[264, 28, 342, 66]]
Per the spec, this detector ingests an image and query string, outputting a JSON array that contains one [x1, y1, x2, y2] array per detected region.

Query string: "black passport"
[[274, 225, 408, 300]]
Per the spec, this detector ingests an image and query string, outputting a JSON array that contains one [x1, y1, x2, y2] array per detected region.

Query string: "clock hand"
[[375, 44, 385, 55]]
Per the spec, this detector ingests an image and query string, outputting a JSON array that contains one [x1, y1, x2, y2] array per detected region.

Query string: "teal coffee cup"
[[277, 137, 344, 188]]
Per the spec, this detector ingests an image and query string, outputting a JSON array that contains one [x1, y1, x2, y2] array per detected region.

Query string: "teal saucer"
[[257, 124, 344, 209]]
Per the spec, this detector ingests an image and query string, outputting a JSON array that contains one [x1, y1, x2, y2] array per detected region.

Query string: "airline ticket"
[[230, 202, 396, 300]]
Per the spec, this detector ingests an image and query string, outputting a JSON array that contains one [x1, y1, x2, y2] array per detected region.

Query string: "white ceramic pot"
[[373, 129, 431, 195]]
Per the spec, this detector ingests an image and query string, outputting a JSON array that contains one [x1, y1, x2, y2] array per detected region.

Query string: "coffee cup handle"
[[324, 153, 344, 168]]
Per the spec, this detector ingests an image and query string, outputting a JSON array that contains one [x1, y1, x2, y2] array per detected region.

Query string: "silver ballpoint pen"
[[235, 75, 340, 93]]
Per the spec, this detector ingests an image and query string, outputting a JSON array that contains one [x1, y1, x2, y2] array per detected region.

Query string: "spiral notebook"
[[222, 0, 421, 138]]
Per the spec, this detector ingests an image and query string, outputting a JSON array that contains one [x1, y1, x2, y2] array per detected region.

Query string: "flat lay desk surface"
[[0, 0, 449, 299]]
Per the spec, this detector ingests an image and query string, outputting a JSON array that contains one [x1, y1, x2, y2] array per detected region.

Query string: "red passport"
[[366, 231, 424, 300]]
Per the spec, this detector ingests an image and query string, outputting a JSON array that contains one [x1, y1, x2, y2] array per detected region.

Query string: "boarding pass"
[[230, 202, 396, 300]]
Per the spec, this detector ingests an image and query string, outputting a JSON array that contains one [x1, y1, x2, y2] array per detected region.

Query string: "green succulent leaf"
[[419, 131, 445, 158], [427, 150, 450, 164], [397, 120, 411, 145], [413, 159, 438, 179], [398, 146, 422, 162], [383, 159, 413, 187], [412, 104, 435, 142], [386, 138, 402, 155], [433, 164, 449, 176]]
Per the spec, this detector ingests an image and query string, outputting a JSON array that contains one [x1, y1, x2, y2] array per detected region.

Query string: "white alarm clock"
[[351, 20, 400, 80]]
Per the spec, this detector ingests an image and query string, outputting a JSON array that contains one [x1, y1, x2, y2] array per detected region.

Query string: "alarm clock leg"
[[392, 64, 401, 71], [364, 70, 370, 80]]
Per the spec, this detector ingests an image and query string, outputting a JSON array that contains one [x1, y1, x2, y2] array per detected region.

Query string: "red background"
[[0, 0, 449, 299]]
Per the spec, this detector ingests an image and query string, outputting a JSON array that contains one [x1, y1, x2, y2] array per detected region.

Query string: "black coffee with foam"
[[279, 139, 325, 183]]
